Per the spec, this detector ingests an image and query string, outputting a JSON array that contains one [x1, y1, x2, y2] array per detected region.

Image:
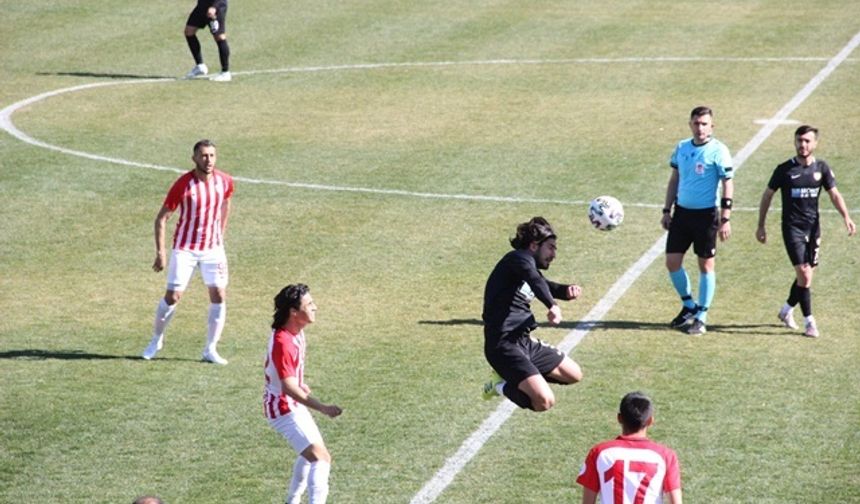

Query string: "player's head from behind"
[[794, 125, 819, 159], [272, 283, 317, 330], [132, 496, 163, 504], [510, 217, 557, 270], [192, 139, 217, 176], [688, 105, 714, 144], [618, 391, 655, 435]]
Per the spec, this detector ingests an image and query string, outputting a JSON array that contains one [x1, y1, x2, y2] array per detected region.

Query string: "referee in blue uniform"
[[755, 125, 856, 338], [661, 106, 734, 335]]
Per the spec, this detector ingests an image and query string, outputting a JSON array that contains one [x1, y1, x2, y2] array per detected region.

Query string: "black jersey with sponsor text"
[[482, 249, 568, 340], [767, 157, 836, 228]]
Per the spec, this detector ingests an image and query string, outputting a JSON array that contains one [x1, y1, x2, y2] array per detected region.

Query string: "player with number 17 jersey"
[[576, 435, 681, 504]]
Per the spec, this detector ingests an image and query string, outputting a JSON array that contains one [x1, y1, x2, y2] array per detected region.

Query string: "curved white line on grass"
[[1, 55, 855, 209], [410, 30, 860, 503]]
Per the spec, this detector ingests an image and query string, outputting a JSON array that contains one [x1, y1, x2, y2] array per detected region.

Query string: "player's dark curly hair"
[[272, 283, 310, 329], [510, 217, 556, 249], [619, 391, 654, 433]]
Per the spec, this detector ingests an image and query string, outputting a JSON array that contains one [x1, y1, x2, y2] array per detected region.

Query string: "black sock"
[[503, 382, 535, 410], [787, 280, 799, 306], [797, 286, 812, 317], [186, 35, 203, 65], [216, 38, 230, 72]]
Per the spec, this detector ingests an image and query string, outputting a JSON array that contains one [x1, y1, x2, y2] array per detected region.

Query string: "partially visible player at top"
[[755, 125, 856, 338], [576, 391, 682, 504], [661, 106, 734, 335], [142, 139, 234, 364], [184, 0, 232, 82], [264, 284, 342, 504], [481, 217, 583, 411]]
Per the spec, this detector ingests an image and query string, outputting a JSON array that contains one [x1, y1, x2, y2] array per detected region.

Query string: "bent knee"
[[532, 395, 556, 412]]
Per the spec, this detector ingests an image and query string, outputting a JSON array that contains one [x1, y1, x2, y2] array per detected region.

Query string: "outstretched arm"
[[280, 376, 343, 418], [547, 280, 581, 300]]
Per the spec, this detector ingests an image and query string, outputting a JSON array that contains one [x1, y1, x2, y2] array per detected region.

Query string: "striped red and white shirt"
[[263, 327, 306, 419], [577, 435, 681, 504], [164, 169, 234, 251]]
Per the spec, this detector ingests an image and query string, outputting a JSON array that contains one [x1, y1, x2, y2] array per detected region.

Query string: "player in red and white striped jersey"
[[577, 392, 682, 504], [264, 284, 342, 504], [142, 139, 234, 364]]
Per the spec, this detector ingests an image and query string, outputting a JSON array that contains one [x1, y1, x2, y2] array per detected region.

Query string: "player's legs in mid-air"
[[484, 335, 582, 411]]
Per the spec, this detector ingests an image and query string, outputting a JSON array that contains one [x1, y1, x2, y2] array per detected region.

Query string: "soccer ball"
[[588, 196, 624, 231]]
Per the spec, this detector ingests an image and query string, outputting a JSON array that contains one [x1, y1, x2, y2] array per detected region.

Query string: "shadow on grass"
[[36, 71, 175, 80], [0, 349, 199, 362], [418, 318, 791, 336]]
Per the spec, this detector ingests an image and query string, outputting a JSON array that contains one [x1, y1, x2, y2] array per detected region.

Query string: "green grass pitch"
[[2, 1, 859, 502]]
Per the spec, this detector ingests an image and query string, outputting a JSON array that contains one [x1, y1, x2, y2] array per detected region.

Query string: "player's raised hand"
[[548, 305, 562, 325], [567, 284, 581, 300]]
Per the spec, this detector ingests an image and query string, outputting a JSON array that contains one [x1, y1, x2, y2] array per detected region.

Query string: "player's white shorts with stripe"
[[268, 404, 323, 454], [166, 247, 228, 291]]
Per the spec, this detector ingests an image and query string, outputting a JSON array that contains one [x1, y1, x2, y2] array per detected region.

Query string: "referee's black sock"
[[216, 38, 230, 72], [186, 35, 203, 65], [797, 286, 812, 317], [503, 382, 536, 411]]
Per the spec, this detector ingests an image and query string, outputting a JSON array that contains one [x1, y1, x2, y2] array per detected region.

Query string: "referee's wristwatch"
[[720, 216, 731, 224]]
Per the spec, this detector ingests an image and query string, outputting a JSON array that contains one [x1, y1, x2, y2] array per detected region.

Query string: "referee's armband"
[[721, 197, 733, 209]]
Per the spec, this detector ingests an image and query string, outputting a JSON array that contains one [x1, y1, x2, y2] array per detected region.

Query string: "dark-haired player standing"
[[576, 392, 682, 504], [481, 217, 583, 411], [756, 125, 856, 338], [184, 0, 232, 81], [264, 284, 342, 504]]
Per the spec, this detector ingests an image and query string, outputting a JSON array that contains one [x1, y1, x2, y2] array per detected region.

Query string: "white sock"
[[308, 460, 331, 504], [782, 303, 793, 314], [285, 456, 310, 504], [805, 315, 816, 325], [153, 298, 177, 339], [495, 381, 506, 396], [206, 302, 226, 352]]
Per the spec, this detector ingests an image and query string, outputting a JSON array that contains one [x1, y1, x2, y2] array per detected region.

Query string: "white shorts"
[[166, 247, 228, 291], [268, 404, 323, 455]]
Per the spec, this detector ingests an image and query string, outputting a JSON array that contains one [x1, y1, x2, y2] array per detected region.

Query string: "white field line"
[[409, 31, 860, 504], [0, 55, 856, 212]]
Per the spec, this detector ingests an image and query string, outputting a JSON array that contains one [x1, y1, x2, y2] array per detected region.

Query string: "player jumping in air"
[[481, 217, 583, 411]]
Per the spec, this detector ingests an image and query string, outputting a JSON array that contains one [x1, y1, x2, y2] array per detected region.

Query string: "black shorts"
[[782, 223, 821, 266], [666, 206, 719, 258], [187, 1, 228, 34], [484, 329, 565, 387]]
